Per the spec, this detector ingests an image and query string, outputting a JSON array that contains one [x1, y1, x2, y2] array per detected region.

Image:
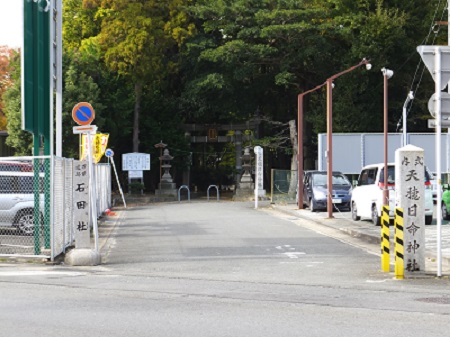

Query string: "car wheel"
[[425, 215, 433, 225], [16, 210, 35, 235], [310, 198, 316, 212], [351, 202, 360, 221], [442, 202, 450, 220], [371, 205, 381, 226]]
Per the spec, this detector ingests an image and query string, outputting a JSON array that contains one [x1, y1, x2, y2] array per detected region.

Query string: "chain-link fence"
[[270, 169, 298, 204], [0, 156, 111, 261]]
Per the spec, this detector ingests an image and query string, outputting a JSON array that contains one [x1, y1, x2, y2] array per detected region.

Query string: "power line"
[[396, 0, 447, 131]]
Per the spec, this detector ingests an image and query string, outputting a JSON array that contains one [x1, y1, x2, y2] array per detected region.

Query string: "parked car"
[[431, 179, 443, 204], [0, 165, 44, 235], [442, 184, 450, 220], [351, 163, 433, 225], [302, 171, 352, 212]]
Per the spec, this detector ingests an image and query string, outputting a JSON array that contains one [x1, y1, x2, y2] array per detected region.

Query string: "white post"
[[434, 48, 443, 277], [402, 103, 407, 146], [402, 92, 413, 147], [87, 129, 99, 252], [254, 146, 263, 209], [447, 0, 450, 202], [111, 156, 127, 208], [395, 145, 426, 272], [55, 0, 63, 157]]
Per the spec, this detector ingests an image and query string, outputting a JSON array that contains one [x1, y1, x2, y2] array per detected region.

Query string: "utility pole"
[[448, 0, 450, 184]]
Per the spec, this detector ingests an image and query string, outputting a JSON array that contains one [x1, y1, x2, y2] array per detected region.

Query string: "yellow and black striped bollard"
[[394, 208, 404, 280], [381, 205, 390, 272]]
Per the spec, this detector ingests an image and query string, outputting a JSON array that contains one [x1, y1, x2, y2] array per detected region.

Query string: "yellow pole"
[[395, 208, 405, 280], [381, 205, 390, 272]]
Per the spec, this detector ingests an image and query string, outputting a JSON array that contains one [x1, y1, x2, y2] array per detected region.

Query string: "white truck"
[[351, 163, 433, 225]]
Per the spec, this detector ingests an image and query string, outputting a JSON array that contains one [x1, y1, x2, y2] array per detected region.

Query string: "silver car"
[[0, 166, 44, 235]]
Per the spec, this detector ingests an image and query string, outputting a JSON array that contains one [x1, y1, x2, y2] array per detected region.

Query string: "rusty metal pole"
[[323, 59, 371, 218], [297, 82, 327, 210], [327, 79, 334, 218], [297, 94, 304, 209]]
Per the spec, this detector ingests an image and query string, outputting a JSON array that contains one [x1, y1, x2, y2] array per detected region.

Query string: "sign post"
[[106, 149, 127, 208], [254, 146, 263, 209], [122, 152, 151, 194], [395, 145, 426, 274], [73, 160, 90, 249], [65, 102, 101, 266], [417, 45, 450, 277]]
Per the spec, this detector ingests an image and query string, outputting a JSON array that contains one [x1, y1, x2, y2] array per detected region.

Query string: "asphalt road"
[[1, 201, 450, 337]]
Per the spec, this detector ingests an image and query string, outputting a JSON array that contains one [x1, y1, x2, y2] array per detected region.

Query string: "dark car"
[[303, 171, 352, 212]]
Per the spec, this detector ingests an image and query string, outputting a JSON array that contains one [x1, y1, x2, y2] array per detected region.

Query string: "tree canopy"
[[0, 0, 445, 189]]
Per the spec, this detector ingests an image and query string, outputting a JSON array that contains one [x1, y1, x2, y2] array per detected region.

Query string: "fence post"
[[270, 169, 274, 203], [381, 205, 390, 272], [395, 208, 405, 280]]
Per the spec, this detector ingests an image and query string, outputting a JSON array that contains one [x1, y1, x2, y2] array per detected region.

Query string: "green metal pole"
[[33, 138, 41, 255]]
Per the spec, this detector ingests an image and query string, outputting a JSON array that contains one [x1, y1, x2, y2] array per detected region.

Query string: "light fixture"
[[381, 67, 394, 79], [407, 91, 414, 100], [362, 58, 372, 70]]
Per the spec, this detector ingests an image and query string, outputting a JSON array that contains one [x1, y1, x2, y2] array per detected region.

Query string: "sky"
[[0, 0, 23, 48]]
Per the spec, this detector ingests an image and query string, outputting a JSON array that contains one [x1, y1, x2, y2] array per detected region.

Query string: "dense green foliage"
[[1, 0, 446, 189], [2, 51, 33, 155]]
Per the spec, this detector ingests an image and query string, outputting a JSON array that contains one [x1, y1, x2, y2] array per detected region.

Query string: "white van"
[[351, 163, 433, 225]]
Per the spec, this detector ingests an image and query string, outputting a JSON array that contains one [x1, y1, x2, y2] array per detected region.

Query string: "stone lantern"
[[155, 148, 177, 197], [234, 147, 254, 199], [160, 149, 174, 183]]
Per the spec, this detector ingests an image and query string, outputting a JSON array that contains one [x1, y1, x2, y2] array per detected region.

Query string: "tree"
[[79, 0, 194, 152], [2, 51, 33, 155], [0, 45, 14, 130], [62, 56, 105, 158], [182, 0, 438, 170]]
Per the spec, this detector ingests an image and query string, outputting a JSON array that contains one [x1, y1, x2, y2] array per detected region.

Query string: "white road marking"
[[283, 252, 306, 259], [0, 270, 87, 277], [366, 279, 389, 283]]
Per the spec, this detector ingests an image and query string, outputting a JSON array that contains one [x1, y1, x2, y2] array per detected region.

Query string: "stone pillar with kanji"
[[395, 145, 425, 272]]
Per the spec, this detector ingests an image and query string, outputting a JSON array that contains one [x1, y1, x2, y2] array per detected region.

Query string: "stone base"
[[155, 189, 178, 197], [159, 182, 176, 189], [233, 189, 268, 201], [155, 182, 178, 197], [64, 248, 101, 266], [234, 189, 253, 196], [256, 189, 267, 197]]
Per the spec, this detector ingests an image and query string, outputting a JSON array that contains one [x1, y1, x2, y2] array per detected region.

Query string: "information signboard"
[[128, 170, 143, 178], [122, 153, 151, 171]]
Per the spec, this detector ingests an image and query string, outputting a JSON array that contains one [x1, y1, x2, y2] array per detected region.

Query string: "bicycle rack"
[[207, 185, 220, 201], [178, 185, 190, 202]]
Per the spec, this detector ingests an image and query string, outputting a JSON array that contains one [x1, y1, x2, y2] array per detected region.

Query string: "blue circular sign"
[[105, 148, 114, 157], [72, 102, 95, 126]]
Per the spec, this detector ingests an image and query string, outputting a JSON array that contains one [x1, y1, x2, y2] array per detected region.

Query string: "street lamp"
[[381, 68, 394, 206], [297, 82, 327, 209], [402, 91, 414, 146], [326, 58, 371, 218]]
